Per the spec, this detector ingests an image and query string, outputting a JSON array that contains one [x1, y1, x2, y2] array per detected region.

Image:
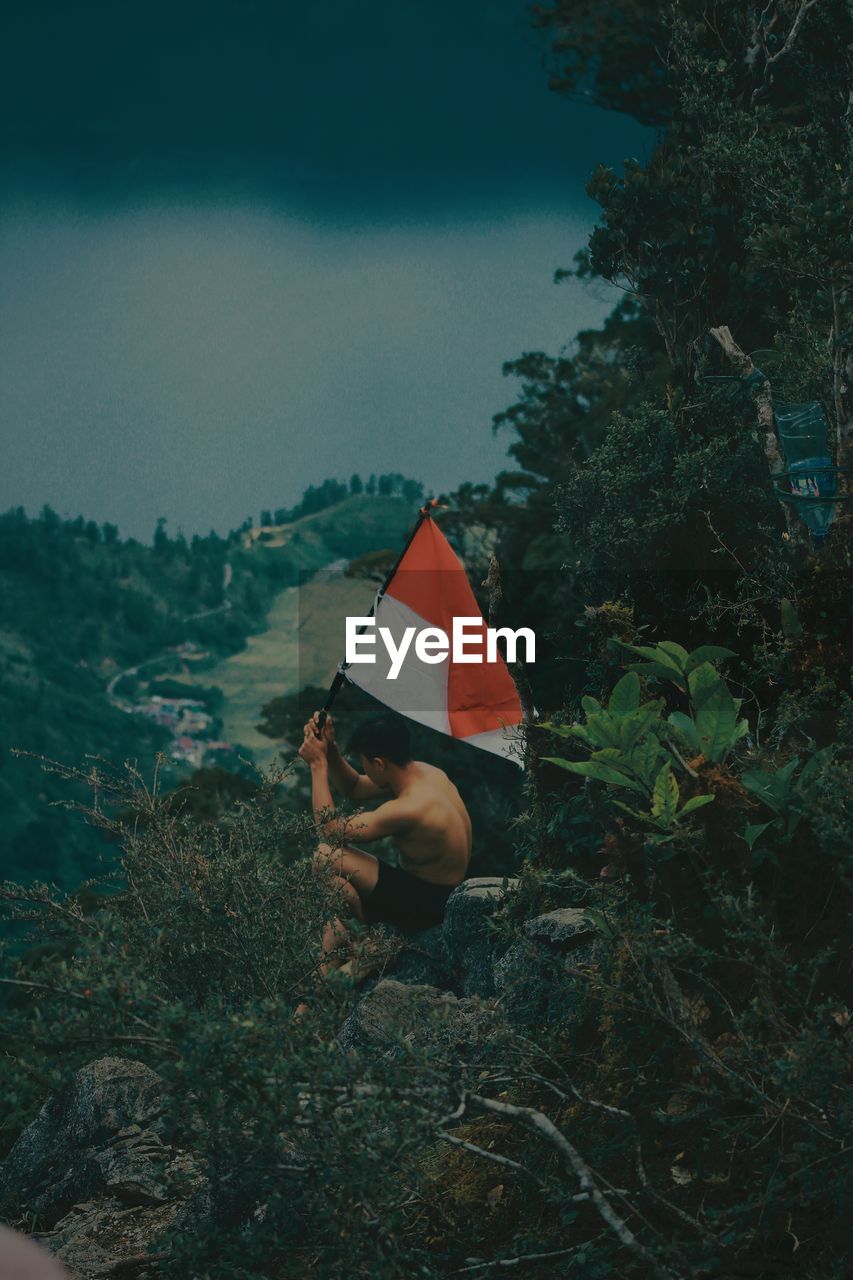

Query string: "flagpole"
[[315, 498, 442, 732]]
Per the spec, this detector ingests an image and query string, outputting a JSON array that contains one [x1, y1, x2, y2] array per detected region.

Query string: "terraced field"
[[190, 573, 377, 768]]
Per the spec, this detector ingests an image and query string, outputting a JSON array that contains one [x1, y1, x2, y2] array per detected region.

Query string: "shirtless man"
[[297, 711, 471, 970]]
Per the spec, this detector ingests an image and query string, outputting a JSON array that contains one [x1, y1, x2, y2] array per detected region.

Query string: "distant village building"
[[169, 735, 204, 768]]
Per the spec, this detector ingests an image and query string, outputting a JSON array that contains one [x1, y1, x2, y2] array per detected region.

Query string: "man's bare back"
[[380, 760, 471, 885]]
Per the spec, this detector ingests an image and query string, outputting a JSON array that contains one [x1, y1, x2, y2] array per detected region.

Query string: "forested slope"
[[0, 491, 416, 885]]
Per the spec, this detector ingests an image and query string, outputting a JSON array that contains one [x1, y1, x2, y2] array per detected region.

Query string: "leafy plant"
[[542, 668, 715, 840], [620, 641, 749, 763], [618, 640, 736, 691], [741, 747, 833, 847]]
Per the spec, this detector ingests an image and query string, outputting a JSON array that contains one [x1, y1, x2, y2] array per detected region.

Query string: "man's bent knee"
[[312, 842, 337, 873], [330, 874, 366, 922]]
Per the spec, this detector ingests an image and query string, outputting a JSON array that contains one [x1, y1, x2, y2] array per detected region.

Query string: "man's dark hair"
[[348, 714, 412, 766]]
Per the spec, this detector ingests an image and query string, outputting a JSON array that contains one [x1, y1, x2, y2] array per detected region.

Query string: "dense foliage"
[[2, 2, 851, 1277]]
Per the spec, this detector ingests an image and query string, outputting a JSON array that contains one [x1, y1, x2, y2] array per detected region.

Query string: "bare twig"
[[468, 1094, 684, 1280], [450, 1240, 603, 1275], [750, 0, 820, 103], [437, 1130, 546, 1187]]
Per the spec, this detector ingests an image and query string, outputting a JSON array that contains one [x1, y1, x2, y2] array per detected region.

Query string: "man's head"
[[348, 714, 412, 787]]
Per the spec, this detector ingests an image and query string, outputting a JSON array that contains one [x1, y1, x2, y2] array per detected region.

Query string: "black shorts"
[[364, 860, 458, 932]]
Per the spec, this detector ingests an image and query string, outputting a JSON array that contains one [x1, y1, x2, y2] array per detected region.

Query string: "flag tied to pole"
[[338, 513, 525, 765]]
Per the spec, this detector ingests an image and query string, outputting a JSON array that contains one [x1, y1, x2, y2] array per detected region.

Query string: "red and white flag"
[[340, 515, 525, 764]]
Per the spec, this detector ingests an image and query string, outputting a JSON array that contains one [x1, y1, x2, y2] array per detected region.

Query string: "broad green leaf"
[[612, 800, 648, 822], [647, 834, 678, 854], [667, 711, 701, 751], [743, 821, 772, 850], [583, 909, 618, 939], [685, 645, 736, 672], [616, 700, 662, 750], [796, 746, 833, 791], [622, 642, 685, 678], [608, 671, 641, 718], [741, 770, 780, 810], [581, 695, 602, 717], [687, 662, 741, 762], [584, 712, 623, 750], [621, 643, 664, 662], [634, 737, 669, 789], [536, 721, 584, 740], [679, 794, 715, 816], [658, 641, 690, 669], [552, 724, 590, 741], [652, 764, 679, 824], [543, 757, 646, 792], [641, 697, 666, 716], [770, 756, 800, 804], [590, 749, 644, 782], [626, 660, 690, 687]]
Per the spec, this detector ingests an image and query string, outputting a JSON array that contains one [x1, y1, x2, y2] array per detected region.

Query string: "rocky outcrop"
[[0, 886, 601, 1278], [337, 978, 496, 1059], [0, 1058, 203, 1279], [441, 876, 519, 997], [388, 923, 452, 989], [493, 907, 599, 1026], [523, 907, 598, 949]]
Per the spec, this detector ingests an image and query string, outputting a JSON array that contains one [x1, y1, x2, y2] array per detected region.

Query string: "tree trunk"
[[709, 325, 808, 547]]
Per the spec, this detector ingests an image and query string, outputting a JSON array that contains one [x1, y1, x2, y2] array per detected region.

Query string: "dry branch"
[[709, 325, 806, 543], [468, 1093, 684, 1280]]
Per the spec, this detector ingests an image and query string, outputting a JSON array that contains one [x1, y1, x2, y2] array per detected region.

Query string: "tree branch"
[[468, 1094, 684, 1280], [437, 1130, 547, 1187], [831, 284, 852, 507], [450, 1241, 602, 1275], [709, 325, 806, 544]]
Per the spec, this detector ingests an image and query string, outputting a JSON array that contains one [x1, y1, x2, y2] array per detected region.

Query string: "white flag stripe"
[[344, 595, 452, 736], [460, 726, 525, 764]]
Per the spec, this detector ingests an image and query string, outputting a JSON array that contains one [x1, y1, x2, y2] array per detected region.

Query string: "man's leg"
[[312, 841, 380, 896], [320, 877, 364, 975], [312, 842, 379, 974]]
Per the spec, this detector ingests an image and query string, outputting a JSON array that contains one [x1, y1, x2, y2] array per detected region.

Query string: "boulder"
[[0, 1058, 167, 1224], [337, 978, 495, 1058], [442, 877, 519, 998], [523, 907, 598, 949], [0, 1058, 204, 1278], [388, 924, 452, 989], [36, 1197, 179, 1279], [493, 908, 599, 1026]]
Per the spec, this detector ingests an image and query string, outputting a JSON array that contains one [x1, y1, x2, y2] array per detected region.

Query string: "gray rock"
[[442, 877, 520, 998], [493, 912, 598, 1027], [0, 1057, 205, 1277], [523, 907, 598, 949], [389, 924, 451, 988], [38, 1197, 179, 1279], [337, 978, 495, 1058], [0, 1058, 166, 1224]]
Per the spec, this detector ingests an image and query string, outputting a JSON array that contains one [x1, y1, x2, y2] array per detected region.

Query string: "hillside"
[[0, 493, 416, 888]]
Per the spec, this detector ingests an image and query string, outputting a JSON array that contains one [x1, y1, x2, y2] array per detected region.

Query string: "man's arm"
[[299, 717, 395, 839], [312, 712, 385, 801], [324, 797, 413, 847], [299, 719, 338, 828]]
